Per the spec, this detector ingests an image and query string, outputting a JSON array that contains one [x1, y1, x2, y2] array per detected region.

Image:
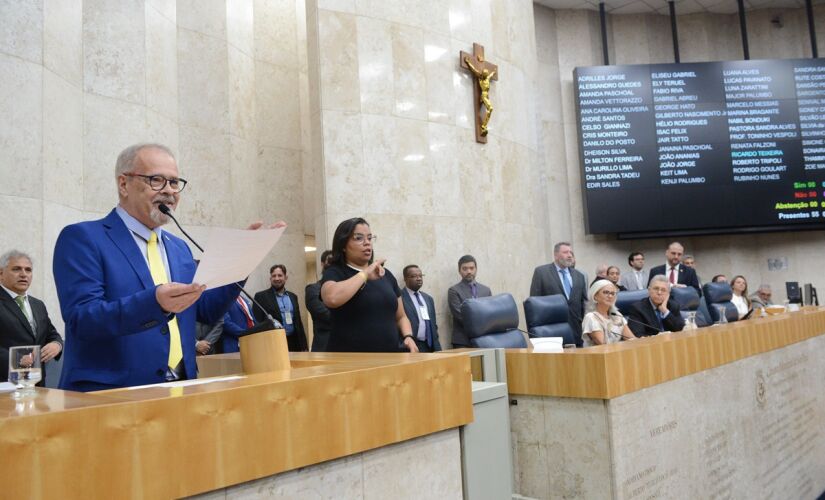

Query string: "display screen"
[[574, 58, 825, 237]]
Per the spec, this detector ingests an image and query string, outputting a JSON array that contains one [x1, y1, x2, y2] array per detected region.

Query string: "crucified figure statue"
[[464, 56, 497, 136]]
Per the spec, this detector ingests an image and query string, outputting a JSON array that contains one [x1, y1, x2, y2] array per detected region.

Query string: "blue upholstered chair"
[[702, 282, 739, 323], [615, 290, 648, 316], [461, 293, 527, 348], [669, 286, 710, 326], [523, 295, 576, 346]]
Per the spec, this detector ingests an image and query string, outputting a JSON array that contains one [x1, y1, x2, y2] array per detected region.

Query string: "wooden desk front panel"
[[0, 353, 473, 499], [506, 308, 825, 399]]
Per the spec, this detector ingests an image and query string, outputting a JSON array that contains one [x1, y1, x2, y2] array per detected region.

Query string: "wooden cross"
[[460, 43, 498, 144]]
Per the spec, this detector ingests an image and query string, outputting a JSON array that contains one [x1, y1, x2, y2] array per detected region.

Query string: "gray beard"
[[149, 207, 170, 226]]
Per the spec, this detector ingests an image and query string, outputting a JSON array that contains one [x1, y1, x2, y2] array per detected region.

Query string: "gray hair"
[[115, 143, 176, 177], [649, 274, 669, 287], [682, 254, 694, 260], [0, 250, 32, 268], [553, 241, 572, 253], [757, 284, 772, 292]]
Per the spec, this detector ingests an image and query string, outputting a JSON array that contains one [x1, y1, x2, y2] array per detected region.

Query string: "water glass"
[[8, 345, 41, 400]]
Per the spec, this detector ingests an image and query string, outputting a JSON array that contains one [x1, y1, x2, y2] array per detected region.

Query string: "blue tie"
[[655, 310, 665, 332], [414, 292, 432, 347], [561, 269, 572, 299]]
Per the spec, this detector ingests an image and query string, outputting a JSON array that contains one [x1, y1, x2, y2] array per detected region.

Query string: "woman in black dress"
[[320, 218, 418, 353]]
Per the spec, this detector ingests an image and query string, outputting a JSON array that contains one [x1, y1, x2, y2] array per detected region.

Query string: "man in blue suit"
[[53, 143, 270, 391], [400, 265, 441, 352]]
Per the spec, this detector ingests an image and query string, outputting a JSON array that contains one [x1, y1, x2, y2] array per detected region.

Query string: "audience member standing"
[[529, 242, 588, 347], [447, 255, 492, 348], [401, 265, 441, 352], [648, 242, 701, 295], [320, 218, 418, 353], [305, 250, 333, 351], [619, 252, 648, 291], [606, 266, 626, 291], [253, 265, 308, 352]]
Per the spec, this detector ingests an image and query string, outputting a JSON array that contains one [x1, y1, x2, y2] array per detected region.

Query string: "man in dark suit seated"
[[627, 275, 685, 337], [647, 241, 701, 296], [0, 250, 63, 385]]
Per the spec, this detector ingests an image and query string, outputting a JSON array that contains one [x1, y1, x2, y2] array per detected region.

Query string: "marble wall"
[[535, 5, 825, 300], [306, 0, 547, 347], [191, 429, 463, 499], [0, 1, 310, 338]]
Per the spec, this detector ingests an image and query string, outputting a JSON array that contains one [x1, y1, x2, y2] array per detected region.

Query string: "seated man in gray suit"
[[529, 242, 588, 347], [447, 255, 492, 348]]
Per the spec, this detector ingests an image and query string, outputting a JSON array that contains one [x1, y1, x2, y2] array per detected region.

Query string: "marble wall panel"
[[423, 31, 453, 125], [228, 47, 257, 141], [227, 0, 254, 57], [318, 10, 360, 112], [256, 146, 304, 228], [145, 108, 181, 154], [147, 0, 175, 23], [0, 197, 44, 294], [0, 54, 43, 200], [447, 0, 493, 52], [320, 110, 366, 216], [255, 61, 302, 149], [176, 125, 233, 227], [82, 0, 145, 104], [356, 16, 393, 116], [146, 3, 178, 121], [82, 94, 146, 213], [177, 0, 227, 39], [254, 0, 298, 68], [362, 430, 462, 500], [391, 24, 427, 121], [43, 0, 81, 85], [43, 69, 83, 209], [0, 0, 43, 64], [177, 28, 230, 134]]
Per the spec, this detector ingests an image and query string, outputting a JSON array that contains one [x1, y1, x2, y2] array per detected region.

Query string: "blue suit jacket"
[[53, 209, 239, 391], [222, 298, 254, 353], [401, 288, 441, 351]]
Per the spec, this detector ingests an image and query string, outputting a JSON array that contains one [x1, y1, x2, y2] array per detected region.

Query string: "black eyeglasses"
[[352, 234, 377, 245], [124, 173, 188, 193]]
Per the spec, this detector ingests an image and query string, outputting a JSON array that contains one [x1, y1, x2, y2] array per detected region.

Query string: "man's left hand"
[[403, 336, 419, 353], [41, 341, 62, 363]]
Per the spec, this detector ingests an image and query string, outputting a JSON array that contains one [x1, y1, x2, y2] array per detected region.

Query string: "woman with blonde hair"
[[581, 279, 637, 347]]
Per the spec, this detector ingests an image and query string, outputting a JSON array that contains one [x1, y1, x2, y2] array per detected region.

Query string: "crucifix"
[[460, 43, 498, 144]]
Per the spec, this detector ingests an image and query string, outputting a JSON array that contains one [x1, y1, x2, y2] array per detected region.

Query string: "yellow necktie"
[[147, 232, 182, 370]]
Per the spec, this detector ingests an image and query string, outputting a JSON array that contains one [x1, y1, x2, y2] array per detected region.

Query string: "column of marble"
[[306, 0, 547, 342]]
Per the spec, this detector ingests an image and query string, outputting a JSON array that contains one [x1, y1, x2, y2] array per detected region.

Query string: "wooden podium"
[[238, 327, 290, 374]]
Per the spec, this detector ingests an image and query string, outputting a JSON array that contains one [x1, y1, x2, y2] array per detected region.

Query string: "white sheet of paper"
[[126, 375, 245, 390], [0, 382, 17, 392], [192, 226, 285, 289], [529, 337, 564, 353]]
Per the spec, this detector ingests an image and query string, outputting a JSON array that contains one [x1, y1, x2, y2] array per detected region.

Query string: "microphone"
[[610, 311, 663, 335], [158, 203, 283, 331]]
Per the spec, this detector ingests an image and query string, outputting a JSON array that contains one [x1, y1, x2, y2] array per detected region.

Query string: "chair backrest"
[[702, 282, 739, 323], [461, 293, 527, 348], [615, 290, 648, 316], [669, 286, 700, 311], [523, 295, 576, 346]]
